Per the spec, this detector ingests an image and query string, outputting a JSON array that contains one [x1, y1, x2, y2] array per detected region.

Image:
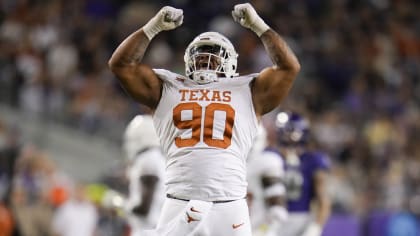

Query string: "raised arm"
[[232, 3, 300, 116], [108, 6, 183, 109]]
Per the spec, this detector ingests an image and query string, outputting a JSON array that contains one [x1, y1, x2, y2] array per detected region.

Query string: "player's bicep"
[[113, 64, 163, 109], [252, 67, 296, 115]]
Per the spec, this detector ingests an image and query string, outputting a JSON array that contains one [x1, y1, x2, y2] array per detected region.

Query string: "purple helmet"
[[275, 111, 310, 146]]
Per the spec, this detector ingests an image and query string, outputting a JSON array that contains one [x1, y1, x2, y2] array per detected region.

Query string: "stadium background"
[[0, 0, 419, 235]]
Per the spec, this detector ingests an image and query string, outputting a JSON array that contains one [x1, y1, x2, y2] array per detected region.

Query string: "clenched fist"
[[143, 6, 184, 40], [232, 3, 269, 37]]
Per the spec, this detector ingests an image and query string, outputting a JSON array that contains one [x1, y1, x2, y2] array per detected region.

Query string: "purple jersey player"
[[270, 110, 331, 236]]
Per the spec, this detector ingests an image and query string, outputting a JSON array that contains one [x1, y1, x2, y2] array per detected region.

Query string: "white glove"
[[154, 200, 213, 236], [301, 222, 322, 236], [231, 3, 269, 37], [268, 205, 288, 224], [143, 6, 183, 40]]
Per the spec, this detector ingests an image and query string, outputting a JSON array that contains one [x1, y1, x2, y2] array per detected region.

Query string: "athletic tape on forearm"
[[143, 20, 162, 40], [251, 18, 270, 37]]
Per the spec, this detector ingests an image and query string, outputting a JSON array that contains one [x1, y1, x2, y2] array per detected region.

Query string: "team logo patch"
[[232, 222, 244, 229], [186, 212, 199, 223], [190, 207, 201, 213]]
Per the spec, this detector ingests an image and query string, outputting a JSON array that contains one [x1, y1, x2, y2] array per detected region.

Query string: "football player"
[[272, 111, 331, 236], [108, 3, 300, 235], [123, 115, 166, 235], [247, 124, 288, 236]]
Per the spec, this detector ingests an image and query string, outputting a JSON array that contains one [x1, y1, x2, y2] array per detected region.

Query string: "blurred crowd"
[[0, 0, 419, 235], [0, 128, 128, 235]]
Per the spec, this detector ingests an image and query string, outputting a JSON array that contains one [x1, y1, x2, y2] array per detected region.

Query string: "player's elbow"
[[281, 55, 301, 76], [292, 61, 301, 74], [108, 53, 131, 72], [273, 60, 300, 79], [285, 63, 300, 84], [287, 60, 301, 76], [108, 57, 132, 78], [108, 57, 120, 73]]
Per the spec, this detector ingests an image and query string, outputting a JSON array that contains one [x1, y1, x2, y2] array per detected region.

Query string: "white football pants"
[[140, 197, 252, 236]]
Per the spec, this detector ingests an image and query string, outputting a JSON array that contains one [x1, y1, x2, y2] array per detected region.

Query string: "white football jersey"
[[247, 150, 285, 230], [153, 69, 259, 201], [126, 147, 166, 233]]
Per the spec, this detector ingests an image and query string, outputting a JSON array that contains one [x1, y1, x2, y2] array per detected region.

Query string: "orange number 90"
[[173, 102, 235, 149]]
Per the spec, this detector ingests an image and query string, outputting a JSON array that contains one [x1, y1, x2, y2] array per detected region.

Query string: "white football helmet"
[[184, 32, 238, 84], [123, 115, 160, 162]]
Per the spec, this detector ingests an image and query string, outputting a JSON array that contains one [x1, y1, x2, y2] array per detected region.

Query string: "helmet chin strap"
[[192, 71, 218, 84]]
